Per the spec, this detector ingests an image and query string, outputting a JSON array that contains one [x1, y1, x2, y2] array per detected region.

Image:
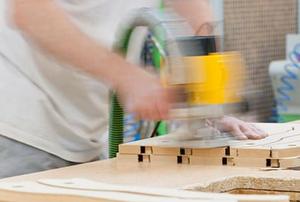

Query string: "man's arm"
[[11, 0, 170, 120]]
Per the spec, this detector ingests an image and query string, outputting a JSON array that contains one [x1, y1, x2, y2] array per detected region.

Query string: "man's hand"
[[213, 116, 269, 140], [117, 68, 171, 121]]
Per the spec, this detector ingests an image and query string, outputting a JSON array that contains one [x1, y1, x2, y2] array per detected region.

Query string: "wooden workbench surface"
[[0, 123, 300, 202], [0, 158, 299, 193]]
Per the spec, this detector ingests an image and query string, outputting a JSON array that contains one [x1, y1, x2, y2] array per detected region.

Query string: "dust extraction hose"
[[109, 8, 192, 158]]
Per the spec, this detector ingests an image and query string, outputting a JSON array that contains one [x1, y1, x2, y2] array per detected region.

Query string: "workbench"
[[0, 123, 299, 202]]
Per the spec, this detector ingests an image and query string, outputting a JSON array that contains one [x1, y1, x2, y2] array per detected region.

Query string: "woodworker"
[[0, 0, 267, 178]]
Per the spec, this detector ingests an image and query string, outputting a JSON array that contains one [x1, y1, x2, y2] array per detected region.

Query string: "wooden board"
[[0, 178, 289, 202], [0, 159, 299, 202], [0, 123, 299, 202], [118, 123, 300, 168]]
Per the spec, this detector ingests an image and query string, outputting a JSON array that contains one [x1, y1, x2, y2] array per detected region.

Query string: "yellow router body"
[[183, 52, 245, 105]]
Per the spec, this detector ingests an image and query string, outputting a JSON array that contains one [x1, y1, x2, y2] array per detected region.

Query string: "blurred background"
[[0, 1, 4, 27], [209, 0, 299, 123]]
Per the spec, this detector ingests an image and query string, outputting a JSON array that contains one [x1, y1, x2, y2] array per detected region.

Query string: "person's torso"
[[0, 0, 160, 161]]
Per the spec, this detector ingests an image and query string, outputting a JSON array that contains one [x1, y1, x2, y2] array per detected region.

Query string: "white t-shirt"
[[0, 0, 159, 162]]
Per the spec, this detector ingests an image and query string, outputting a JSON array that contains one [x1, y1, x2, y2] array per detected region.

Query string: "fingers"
[[217, 116, 268, 140], [142, 100, 168, 121], [239, 124, 261, 140], [126, 94, 170, 121], [156, 100, 170, 120], [146, 92, 170, 120], [120, 72, 175, 121], [230, 125, 248, 140], [137, 102, 160, 121], [248, 124, 269, 138], [240, 123, 268, 140]]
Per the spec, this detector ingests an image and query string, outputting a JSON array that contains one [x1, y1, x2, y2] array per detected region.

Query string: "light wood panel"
[[0, 123, 299, 201], [0, 178, 289, 202], [0, 159, 299, 202], [118, 123, 300, 168]]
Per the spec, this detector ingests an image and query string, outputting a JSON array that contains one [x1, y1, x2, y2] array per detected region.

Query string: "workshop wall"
[[223, 0, 298, 121]]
